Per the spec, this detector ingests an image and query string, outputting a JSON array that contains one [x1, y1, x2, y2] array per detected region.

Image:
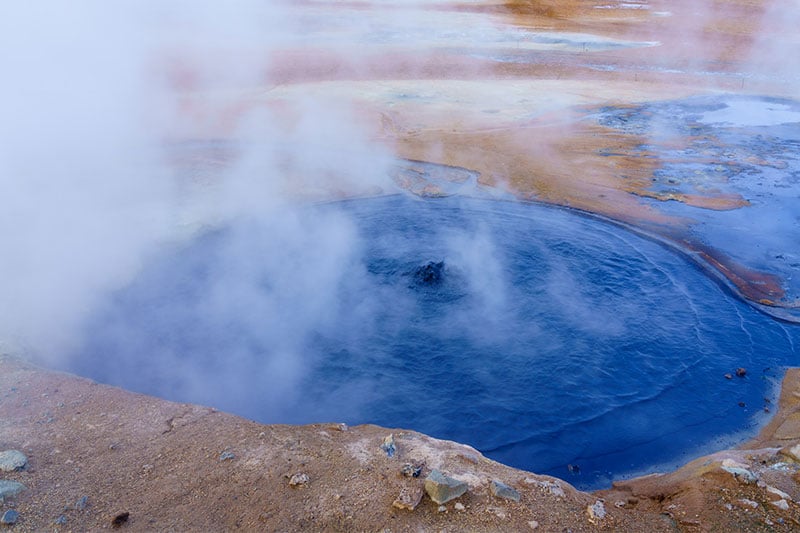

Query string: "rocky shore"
[[2, 354, 800, 531]]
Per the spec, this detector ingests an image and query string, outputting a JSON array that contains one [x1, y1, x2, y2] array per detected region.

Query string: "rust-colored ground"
[[170, 0, 797, 313]]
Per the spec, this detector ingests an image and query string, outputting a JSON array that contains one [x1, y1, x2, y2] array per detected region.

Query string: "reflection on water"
[[69, 196, 800, 489]]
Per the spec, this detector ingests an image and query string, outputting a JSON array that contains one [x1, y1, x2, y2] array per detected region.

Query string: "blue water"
[[69, 195, 800, 489]]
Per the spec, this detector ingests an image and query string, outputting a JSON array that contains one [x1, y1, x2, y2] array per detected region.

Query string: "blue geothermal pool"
[[69, 195, 800, 489]]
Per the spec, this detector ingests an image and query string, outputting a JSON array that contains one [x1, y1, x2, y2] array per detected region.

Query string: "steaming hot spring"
[[64, 189, 799, 489]]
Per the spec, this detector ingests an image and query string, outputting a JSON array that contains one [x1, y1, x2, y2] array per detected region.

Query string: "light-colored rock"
[[525, 478, 566, 498], [771, 499, 790, 511], [766, 485, 791, 501], [528, 520, 539, 529], [454, 502, 465, 511], [424, 470, 468, 504], [0, 450, 27, 472], [381, 434, 396, 458], [720, 459, 757, 484], [0, 479, 26, 500], [392, 486, 424, 510], [587, 500, 607, 524], [738, 498, 759, 509], [490, 479, 520, 502], [288, 473, 310, 487], [782, 443, 800, 462]]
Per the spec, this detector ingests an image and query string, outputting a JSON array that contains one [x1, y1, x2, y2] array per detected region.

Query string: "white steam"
[[0, 2, 392, 366]]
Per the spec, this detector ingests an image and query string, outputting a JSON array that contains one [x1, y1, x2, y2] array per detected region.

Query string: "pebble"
[[587, 500, 607, 523], [771, 499, 790, 511], [380, 435, 396, 458], [525, 478, 566, 499], [219, 451, 235, 461], [490, 480, 521, 502], [392, 486, 424, 511], [0, 480, 26, 499], [528, 520, 539, 529], [721, 460, 757, 484], [438, 505, 447, 513], [75, 495, 89, 510], [1, 510, 18, 525], [454, 502, 465, 511], [289, 473, 310, 487], [424, 470, 468, 504], [736, 367, 747, 377], [739, 498, 759, 509], [54, 514, 67, 525], [0, 450, 27, 472], [401, 463, 423, 478]]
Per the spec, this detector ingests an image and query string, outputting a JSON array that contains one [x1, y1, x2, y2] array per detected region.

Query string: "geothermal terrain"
[[2, 0, 800, 531]]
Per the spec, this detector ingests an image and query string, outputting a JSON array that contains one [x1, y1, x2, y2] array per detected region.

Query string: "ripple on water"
[[68, 196, 800, 489]]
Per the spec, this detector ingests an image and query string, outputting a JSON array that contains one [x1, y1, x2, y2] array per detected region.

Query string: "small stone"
[[401, 463, 423, 478], [454, 502, 465, 511], [487, 506, 507, 519], [75, 495, 89, 510], [381, 434, 396, 458], [783, 443, 800, 462], [438, 505, 447, 513], [724, 373, 733, 380], [0, 450, 27, 472], [738, 402, 746, 407], [490, 480, 521, 502], [722, 465, 758, 484], [392, 486, 424, 511], [219, 451, 235, 461], [424, 470, 468, 504], [528, 520, 539, 529], [55, 514, 67, 525], [587, 500, 606, 523], [736, 367, 747, 377], [738, 498, 759, 508], [289, 473, 310, 487], [766, 485, 791, 500], [1, 510, 19, 525], [771, 499, 790, 511], [525, 478, 566, 498], [0, 480, 26, 500]]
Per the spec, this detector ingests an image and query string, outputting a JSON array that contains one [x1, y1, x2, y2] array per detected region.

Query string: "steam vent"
[[2, 1, 800, 531]]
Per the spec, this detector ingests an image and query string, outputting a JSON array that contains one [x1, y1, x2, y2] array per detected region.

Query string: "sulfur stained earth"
[[171, 0, 800, 319]]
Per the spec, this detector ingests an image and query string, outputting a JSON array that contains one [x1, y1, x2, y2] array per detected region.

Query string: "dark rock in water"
[[1, 510, 19, 525], [424, 470, 468, 504], [736, 367, 747, 377], [413, 261, 445, 285]]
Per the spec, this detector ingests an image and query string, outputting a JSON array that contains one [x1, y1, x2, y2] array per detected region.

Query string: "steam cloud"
[[0, 1, 393, 370]]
